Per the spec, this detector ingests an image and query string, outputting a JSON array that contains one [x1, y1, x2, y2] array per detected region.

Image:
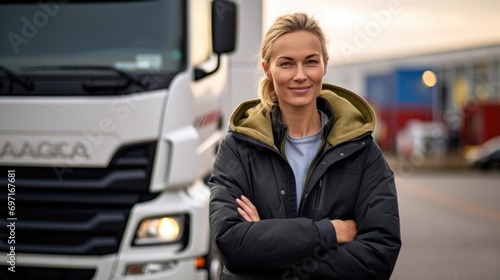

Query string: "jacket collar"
[[229, 83, 376, 149], [271, 98, 335, 151]]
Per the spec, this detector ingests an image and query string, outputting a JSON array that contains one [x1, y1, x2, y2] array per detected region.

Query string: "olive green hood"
[[229, 83, 376, 148]]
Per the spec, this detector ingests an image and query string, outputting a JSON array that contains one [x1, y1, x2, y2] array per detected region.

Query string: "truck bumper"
[[2, 253, 207, 279]]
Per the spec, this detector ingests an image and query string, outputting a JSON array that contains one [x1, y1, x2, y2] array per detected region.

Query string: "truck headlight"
[[133, 215, 188, 246]]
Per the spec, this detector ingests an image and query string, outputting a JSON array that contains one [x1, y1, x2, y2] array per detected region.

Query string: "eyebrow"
[[277, 54, 320, 61]]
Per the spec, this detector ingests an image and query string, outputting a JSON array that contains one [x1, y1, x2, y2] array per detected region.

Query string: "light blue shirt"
[[285, 112, 327, 209]]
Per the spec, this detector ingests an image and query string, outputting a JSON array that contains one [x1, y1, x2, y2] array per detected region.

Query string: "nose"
[[293, 65, 307, 81]]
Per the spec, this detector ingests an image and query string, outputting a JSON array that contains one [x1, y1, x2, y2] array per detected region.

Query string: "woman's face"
[[263, 31, 327, 112]]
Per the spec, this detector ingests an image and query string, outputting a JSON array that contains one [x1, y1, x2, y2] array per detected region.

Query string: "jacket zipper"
[[314, 178, 323, 208], [298, 135, 371, 214]]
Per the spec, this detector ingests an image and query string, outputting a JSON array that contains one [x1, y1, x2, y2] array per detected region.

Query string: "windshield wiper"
[[23, 65, 149, 91], [0, 66, 34, 91]]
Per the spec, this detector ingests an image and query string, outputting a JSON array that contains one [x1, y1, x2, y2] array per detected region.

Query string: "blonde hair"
[[258, 13, 329, 111]]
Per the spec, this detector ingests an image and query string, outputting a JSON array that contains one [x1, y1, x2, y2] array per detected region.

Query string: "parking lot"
[[388, 156, 500, 280]]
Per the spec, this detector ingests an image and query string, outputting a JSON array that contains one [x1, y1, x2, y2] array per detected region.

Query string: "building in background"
[[332, 45, 500, 160]]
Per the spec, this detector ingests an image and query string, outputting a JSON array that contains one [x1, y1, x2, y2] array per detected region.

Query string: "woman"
[[209, 12, 401, 279]]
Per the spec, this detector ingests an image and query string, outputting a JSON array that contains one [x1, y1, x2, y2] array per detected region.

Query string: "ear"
[[323, 57, 329, 76], [261, 62, 271, 79]]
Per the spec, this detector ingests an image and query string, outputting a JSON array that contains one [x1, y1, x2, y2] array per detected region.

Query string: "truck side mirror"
[[195, 0, 237, 80], [212, 0, 237, 54]]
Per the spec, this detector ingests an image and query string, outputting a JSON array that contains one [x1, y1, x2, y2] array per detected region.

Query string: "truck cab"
[[0, 0, 236, 279]]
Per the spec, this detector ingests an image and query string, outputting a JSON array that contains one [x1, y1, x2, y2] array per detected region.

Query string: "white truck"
[[0, 0, 237, 279]]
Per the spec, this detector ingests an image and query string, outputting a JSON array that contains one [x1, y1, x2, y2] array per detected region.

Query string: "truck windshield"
[[0, 0, 186, 74]]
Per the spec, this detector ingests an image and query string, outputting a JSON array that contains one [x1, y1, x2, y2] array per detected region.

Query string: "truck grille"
[[0, 142, 158, 255]]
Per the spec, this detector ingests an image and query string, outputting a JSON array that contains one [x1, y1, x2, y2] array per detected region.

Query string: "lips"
[[289, 86, 312, 94]]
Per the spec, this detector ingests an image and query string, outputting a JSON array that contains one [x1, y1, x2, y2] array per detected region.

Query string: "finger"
[[240, 195, 257, 211], [236, 198, 255, 218], [236, 197, 259, 221], [237, 207, 252, 222]]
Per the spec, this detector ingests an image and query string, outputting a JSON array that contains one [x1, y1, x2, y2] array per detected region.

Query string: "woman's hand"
[[331, 219, 357, 243], [236, 195, 260, 222], [236, 196, 356, 244]]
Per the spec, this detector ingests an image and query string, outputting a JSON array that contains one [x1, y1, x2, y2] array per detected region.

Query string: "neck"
[[281, 106, 321, 138]]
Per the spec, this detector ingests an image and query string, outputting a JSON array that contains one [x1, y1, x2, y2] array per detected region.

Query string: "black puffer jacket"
[[209, 84, 401, 280]]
